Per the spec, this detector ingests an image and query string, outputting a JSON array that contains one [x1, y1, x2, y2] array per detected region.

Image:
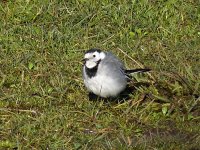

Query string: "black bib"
[[85, 60, 101, 78]]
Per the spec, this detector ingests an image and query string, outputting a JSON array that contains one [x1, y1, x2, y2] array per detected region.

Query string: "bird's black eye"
[[93, 54, 96, 57]]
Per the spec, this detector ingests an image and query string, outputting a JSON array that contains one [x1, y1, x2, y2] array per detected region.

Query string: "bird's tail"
[[125, 68, 151, 74]]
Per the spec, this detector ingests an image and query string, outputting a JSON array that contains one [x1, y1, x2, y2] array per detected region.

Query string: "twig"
[[0, 108, 38, 114]]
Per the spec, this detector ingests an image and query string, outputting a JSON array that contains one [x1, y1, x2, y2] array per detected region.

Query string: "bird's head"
[[83, 48, 106, 69]]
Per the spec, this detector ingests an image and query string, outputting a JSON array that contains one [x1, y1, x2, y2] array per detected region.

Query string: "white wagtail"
[[82, 48, 150, 98]]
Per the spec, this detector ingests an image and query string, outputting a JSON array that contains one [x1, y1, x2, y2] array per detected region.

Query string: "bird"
[[82, 48, 150, 98]]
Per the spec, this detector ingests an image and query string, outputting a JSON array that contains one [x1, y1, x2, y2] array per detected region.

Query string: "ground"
[[0, 0, 200, 149]]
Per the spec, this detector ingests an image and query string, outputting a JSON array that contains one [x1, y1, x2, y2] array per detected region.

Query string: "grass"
[[0, 0, 200, 149]]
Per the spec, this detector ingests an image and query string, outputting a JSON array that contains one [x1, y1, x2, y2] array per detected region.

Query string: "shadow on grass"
[[130, 126, 200, 149]]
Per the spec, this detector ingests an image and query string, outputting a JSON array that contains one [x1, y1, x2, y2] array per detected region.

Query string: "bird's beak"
[[82, 58, 88, 64]]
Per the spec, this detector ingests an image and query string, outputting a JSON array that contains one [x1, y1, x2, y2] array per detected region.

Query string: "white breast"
[[84, 73, 127, 98]]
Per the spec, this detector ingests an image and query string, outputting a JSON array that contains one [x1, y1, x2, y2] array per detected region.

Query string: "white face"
[[84, 51, 106, 69]]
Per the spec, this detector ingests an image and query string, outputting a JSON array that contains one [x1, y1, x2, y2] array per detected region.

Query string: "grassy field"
[[0, 0, 200, 149]]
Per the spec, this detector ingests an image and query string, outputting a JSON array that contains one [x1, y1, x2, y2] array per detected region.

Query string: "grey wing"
[[107, 52, 125, 68], [99, 52, 126, 77]]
